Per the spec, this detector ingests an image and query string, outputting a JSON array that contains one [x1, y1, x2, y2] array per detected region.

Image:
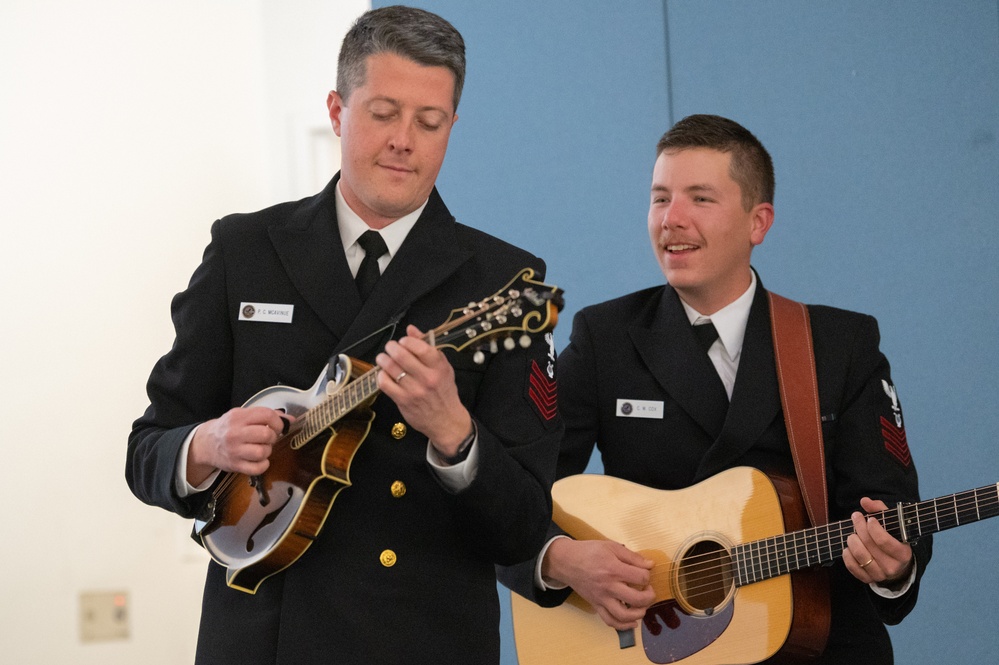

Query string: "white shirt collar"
[[680, 270, 757, 362], [334, 181, 426, 271]]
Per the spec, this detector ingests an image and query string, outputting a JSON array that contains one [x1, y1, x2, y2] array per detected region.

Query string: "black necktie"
[[354, 230, 389, 300], [692, 320, 719, 353]]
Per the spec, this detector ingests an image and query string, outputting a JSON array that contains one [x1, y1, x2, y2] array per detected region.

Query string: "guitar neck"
[[736, 482, 999, 586]]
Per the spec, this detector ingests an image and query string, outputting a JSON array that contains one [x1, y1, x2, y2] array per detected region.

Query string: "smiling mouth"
[[666, 243, 699, 253]]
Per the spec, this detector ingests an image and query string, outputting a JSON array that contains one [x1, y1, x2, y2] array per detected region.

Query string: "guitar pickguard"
[[641, 599, 733, 664]]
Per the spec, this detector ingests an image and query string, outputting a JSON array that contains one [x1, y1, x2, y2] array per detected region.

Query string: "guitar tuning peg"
[[473, 350, 486, 365], [503, 337, 516, 351], [489, 339, 499, 354], [519, 335, 531, 348]]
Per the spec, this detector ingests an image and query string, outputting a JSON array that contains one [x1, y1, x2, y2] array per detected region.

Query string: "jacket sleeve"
[[816, 309, 932, 625], [126, 220, 234, 518], [497, 306, 598, 604], [439, 260, 565, 566]]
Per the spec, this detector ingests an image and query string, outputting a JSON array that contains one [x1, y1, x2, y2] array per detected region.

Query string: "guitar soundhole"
[[675, 538, 734, 615]]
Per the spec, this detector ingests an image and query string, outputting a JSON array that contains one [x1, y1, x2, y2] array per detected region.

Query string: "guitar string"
[[672, 490, 999, 592], [647, 488, 999, 600]]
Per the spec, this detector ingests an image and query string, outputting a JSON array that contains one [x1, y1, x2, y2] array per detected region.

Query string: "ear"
[[327, 91, 345, 137], [749, 202, 775, 246]]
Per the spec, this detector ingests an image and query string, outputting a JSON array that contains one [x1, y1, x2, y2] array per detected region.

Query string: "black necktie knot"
[[692, 320, 719, 353], [355, 230, 389, 300]]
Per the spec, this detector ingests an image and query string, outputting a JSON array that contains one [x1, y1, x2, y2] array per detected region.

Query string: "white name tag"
[[238, 302, 294, 324], [616, 399, 664, 419]]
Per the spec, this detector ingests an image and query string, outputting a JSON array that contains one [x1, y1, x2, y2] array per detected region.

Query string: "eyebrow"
[[650, 183, 721, 195], [367, 96, 450, 116]]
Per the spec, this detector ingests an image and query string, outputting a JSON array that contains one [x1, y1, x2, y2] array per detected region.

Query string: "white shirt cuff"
[[534, 535, 571, 590], [426, 435, 479, 491], [871, 558, 918, 598], [174, 425, 220, 498]]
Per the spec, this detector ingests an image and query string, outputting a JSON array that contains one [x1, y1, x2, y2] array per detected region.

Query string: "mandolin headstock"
[[431, 267, 564, 362]]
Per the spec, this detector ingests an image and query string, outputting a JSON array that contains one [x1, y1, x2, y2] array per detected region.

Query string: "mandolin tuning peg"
[[519, 335, 531, 348], [503, 337, 516, 351], [473, 350, 486, 365]]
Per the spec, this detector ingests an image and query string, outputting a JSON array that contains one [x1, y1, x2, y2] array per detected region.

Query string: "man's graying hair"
[[657, 114, 775, 211], [337, 5, 466, 112]]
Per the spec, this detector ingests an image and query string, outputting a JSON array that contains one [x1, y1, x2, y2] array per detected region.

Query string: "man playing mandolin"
[[500, 114, 932, 664], [127, 6, 563, 664]]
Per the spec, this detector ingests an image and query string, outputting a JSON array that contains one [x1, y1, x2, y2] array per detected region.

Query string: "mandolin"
[[193, 267, 563, 593]]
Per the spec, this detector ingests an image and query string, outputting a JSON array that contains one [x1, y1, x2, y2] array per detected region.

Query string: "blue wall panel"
[[666, 3, 999, 660], [375, 1, 999, 662]]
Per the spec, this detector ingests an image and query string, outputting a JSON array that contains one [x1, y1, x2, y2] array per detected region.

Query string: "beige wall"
[[0, 1, 366, 662]]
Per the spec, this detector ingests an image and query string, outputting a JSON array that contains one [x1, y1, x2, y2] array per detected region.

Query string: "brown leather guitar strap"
[[768, 292, 829, 527]]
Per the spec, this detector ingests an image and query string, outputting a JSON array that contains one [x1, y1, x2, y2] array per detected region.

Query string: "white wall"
[[0, 1, 365, 662]]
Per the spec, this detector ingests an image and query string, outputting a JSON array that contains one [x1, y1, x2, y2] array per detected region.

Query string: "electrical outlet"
[[79, 590, 130, 642]]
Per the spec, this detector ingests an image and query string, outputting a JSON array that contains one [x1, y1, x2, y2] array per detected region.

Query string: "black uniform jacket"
[[500, 279, 930, 664], [127, 176, 563, 665]]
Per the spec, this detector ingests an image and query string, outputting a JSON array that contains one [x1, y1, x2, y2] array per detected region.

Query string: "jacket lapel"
[[267, 180, 473, 360], [334, 189, 473, 359], [268, 177, 361, 342], [694, 284, 782, 480], [629, 287, 730, 440]]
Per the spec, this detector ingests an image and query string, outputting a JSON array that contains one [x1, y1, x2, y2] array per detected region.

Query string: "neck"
[[677, 275, 754, 317]]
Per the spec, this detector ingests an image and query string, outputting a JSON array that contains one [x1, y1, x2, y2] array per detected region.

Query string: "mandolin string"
[[654, 487, 999, 599], [208, 291, 525, 505]]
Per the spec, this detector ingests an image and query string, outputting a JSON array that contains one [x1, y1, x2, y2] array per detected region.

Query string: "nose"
[[387, 120, 415, 153], [659, 200, 688, 230]]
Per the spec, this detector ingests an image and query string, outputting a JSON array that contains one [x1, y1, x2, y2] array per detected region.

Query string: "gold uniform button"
[[380, 549, 397, 567], [391, 422, 407, 439], [390, 481, 407, 498]]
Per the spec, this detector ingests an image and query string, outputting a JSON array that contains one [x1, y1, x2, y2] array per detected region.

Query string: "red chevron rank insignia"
[[880, 379, 910, 467], [881, 415, 911, 467], [528, 360, 557, 422]]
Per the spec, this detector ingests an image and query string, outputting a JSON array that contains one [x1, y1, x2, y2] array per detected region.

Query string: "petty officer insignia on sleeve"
[[880, 379, 911, 467], [526, 333, 558, 424]]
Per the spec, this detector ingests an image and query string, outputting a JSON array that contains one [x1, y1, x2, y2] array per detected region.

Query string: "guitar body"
[[196, 356, 373, 593], [511, 468, 829, 665]]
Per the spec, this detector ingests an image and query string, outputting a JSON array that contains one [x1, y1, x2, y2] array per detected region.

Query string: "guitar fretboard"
[[735, 482, 999, 586]]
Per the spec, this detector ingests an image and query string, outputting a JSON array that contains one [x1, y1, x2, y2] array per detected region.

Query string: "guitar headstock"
[[431, 268, 564, 363]]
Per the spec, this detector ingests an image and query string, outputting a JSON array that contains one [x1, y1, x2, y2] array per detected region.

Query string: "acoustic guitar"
[[193, 267, 563, 593], [511, 467, 999, 665]]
